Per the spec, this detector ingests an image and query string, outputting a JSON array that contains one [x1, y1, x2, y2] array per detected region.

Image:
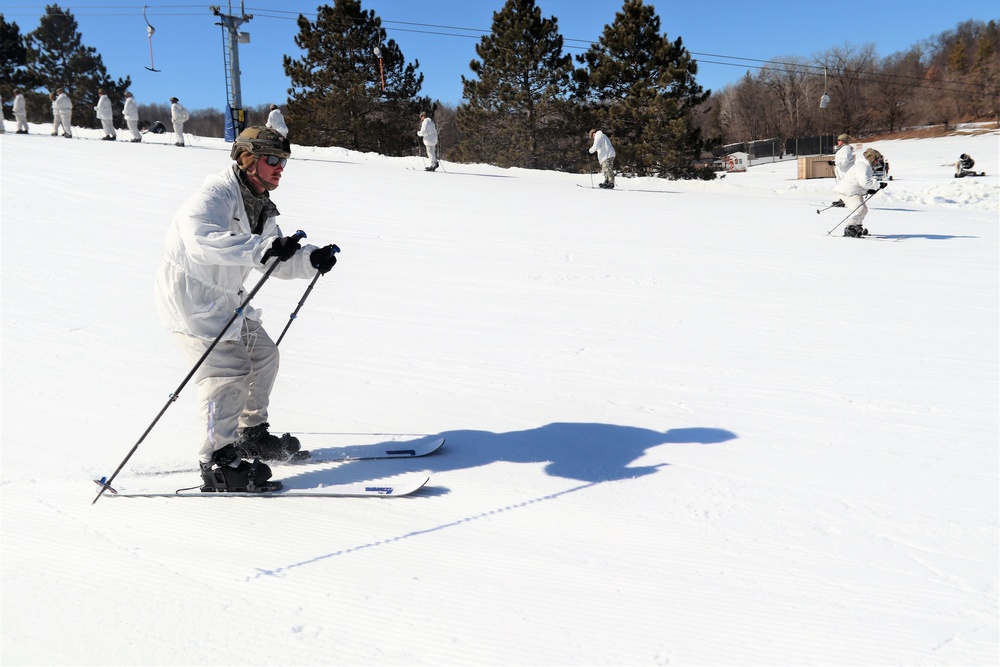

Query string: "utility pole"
[[210, 2, 252, 141]]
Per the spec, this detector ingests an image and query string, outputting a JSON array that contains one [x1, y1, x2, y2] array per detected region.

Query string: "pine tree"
[[453, 0, 574, 169], [24, 4, 130, 127], [283, 0, 428, 154], [0, 14, 38, 96], [574, 0, 710, 178]]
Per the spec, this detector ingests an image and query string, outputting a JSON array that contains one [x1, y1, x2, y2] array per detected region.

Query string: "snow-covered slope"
[[1, 123, 997, 665]]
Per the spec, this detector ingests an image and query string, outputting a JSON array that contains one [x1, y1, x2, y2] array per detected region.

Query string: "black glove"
[[261, 234, 301, 264], [866, 189, 877, 195], [827, 160, 835, 166], [879, 181, 888, 189], [310, 244, 340, 274]]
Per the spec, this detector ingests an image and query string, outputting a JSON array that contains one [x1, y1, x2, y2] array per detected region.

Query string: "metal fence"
[[722, 135, 836, 160]]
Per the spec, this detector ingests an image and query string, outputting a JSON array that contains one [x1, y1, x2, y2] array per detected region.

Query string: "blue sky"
[[4, 1, 997, 112]]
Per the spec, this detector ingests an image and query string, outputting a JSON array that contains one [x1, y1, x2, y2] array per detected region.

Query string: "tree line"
[[2, 1, 996, 178], [706, 19, 999, 147]]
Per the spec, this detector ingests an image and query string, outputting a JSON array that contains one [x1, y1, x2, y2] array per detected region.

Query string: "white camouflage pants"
[[173, 319, 279, 463], [127, 119, 141, 141], [425, 142, 438, 167], [173, 121, 184, 145], [58, 111, 72, 136], [100, 118, 116, 139], [841, 193, 868, 226]]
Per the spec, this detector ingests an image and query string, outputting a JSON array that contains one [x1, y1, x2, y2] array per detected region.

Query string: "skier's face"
[[256, 154, 284, 188]]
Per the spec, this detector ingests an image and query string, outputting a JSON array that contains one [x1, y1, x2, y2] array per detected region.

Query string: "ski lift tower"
[[210, 2, 252, 141]]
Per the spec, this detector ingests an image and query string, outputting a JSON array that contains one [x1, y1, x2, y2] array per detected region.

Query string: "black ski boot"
[[832, 199, 846, 207], [843, 224, 866, 238], [236, 422, 309, 462], [200, 444, 282, 493]]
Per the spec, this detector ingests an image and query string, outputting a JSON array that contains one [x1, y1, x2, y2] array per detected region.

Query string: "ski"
[[284, 435, 445, 465], [100, 475, 430, 498], [131, 436, 445, 477]]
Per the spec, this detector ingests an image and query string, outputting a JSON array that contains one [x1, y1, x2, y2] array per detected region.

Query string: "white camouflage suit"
[[417, 115, 438, 167], [834, 152, 881, 228], [95, 92, 116, 139], [154, 165, 319, 463]]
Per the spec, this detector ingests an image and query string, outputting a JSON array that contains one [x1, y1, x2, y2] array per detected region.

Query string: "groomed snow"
[[1, 123, 998, 665]]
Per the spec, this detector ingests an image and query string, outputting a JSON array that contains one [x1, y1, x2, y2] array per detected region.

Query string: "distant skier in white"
[[825, 133, 855, 207], [265, 104, 288, 138], [588, 128, 616, 189], [122, 92, 141, 142], [95, 88, 116, 140], [170, 96, 189, 146], [55, 88, 73, 138], [832, 134, 855, 181], [417, 110, 438, 171], [12, 89, 28, 133], [49, 91, 62, 136], [835, 147, 887, 237]]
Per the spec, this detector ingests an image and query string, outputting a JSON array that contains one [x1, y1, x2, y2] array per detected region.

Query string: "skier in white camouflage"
[[417, 110, 438, 171], [588, 128, 616, 189], [95, 88, 116, 141], [834, 147, 888, 238], [154, 126, 340, 492], [827, 133, 855, 207]]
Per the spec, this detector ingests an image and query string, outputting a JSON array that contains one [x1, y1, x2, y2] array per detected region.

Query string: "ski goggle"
[[261, 154, 287, 168]]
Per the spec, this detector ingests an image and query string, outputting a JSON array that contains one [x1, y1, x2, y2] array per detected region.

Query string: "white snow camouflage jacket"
[[122, 97, 138, 121], [154, 166, 318, 340], [95, 95, 113, 120], [418, 117, 438, 146], [171, 103, 190, 123], [266, 109, 288, 137], [833, 143, 854, 180], [834, 155, 881, 198], [589, 131, 616, 163]]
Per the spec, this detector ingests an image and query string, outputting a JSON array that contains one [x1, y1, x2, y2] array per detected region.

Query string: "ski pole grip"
[[293, 229, 307, 240]]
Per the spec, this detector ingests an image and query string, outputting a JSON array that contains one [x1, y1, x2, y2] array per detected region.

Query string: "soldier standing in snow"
[[588, 128, 616, 189], [417, 110, 438, 171], [49, 92, 63, 136], [122, 92, 141, 142], [834, 147, 888, 237], [265, 104, 288, 138], [832, 134, 855, 181], [154, 126, 340, 492], [827, 134, 855, 207], [12, 89, 28, 133], [170, 96, 189, 146], [55, 88, 73, 138], [95, 88, 116, 140]]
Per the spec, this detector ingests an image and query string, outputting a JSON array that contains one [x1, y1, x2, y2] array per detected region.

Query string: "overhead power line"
[[5, 4, 992, 96]]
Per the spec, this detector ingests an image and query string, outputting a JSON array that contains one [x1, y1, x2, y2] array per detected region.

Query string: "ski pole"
[[826, 190, 881, 235], [816, 202, 840, 214], [275, 244, 340, 347], [92, 230, 306, 504]]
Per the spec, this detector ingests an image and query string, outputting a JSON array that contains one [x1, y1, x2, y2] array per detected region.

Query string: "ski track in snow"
[[1, 124, 998, 665]]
